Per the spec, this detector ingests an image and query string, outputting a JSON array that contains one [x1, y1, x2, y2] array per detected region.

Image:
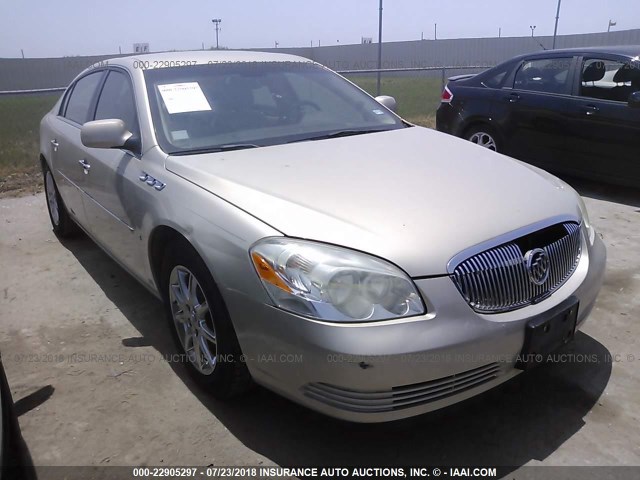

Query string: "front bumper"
[[225, 232, 606, 423]]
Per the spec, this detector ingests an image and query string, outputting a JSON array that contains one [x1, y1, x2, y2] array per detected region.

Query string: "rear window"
[[64, 71, 104, 124], [480, 67, 510, 89], [513, 57, 573, 94]]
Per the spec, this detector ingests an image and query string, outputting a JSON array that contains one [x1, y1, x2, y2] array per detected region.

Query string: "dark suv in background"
[[436, 46, 640, 188]]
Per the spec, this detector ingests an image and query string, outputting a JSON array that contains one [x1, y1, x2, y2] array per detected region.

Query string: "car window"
[[144, 62, 404, 154], [513, 57, 573, 94], [64, 72, 104, 124], [480, 67, 509, 89], [580, 58, 640, 102], [95, 70, 139, 136]]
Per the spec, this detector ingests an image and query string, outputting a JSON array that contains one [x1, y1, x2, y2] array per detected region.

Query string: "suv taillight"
[[441, 85, 453, 103]]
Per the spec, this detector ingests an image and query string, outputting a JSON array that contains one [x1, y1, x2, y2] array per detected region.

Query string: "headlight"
[[576, 194, 596, 245], [250, 238, 425, 322]]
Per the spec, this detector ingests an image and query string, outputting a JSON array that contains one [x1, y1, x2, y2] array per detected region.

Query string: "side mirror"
[[628, 91, 640, 109], [374, 95, 397, 113], [81, 119, 137, 151]]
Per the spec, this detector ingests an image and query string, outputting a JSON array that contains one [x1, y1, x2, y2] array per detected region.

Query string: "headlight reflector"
[[250, 238, 425, 322]]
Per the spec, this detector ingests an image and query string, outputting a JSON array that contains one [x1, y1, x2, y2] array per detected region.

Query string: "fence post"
[[441, 67, 446, 92]]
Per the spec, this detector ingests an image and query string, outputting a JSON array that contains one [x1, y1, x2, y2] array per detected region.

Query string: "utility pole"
[[552, 0, 562, 49], [211, 19, 222, 49], [434, 23, 437, 40], [377, 0, 383, 96], [499, 27, 501, 38], [21, 49, 24, 58]]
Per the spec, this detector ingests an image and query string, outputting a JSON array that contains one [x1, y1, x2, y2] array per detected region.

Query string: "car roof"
[[93, 50, 314, 70], [516, 45, 640, 61]]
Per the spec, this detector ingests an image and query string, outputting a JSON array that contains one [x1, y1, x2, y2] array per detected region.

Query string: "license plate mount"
[[516, 302, 579, 370]]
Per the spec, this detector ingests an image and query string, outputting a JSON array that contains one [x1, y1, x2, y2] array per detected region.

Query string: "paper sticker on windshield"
[[372, 109, 386, 115], [157, 82, 211, 114], [171, 130, 189, 141]]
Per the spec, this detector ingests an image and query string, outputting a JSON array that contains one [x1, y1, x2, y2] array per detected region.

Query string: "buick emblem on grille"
[[524, 248, 550, 285]]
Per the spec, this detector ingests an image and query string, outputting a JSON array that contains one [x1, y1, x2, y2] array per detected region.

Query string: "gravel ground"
[[0, 179, 638, 475]]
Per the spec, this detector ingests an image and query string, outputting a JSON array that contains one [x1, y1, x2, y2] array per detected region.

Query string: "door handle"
[[506, 93, 521, 103], [582, 105, 599, 116], [50, 139, 59, 151], [78, 159, 91, 173]]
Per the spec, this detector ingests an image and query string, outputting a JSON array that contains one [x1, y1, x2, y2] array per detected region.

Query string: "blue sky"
[[1, 0, 639, 58]]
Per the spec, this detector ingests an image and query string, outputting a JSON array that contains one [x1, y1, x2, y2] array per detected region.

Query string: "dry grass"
[[0, 93, 60, 197]]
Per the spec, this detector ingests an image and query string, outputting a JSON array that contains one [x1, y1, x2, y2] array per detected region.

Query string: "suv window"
[[581, 58, 640, 102], [513, 57, 573, 94], [95, 70, 139, 136], [64, 72, 104, 124]]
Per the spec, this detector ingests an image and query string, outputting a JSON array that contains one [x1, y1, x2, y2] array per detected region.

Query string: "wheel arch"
[[460, 118, 498, 138], [39, 153, 50, 171], [148, 225, 191, 298]]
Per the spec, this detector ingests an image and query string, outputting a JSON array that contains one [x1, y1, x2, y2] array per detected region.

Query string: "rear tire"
[[161, 242, 252, 399], [464, 125, 501, 152], [42, 162, 78, 238]]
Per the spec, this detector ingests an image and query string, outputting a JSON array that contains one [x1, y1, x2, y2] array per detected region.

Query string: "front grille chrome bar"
[[450, 222, 582, 313]]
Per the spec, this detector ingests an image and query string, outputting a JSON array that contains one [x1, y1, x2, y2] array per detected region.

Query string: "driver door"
[[80, 69, 148, 276]]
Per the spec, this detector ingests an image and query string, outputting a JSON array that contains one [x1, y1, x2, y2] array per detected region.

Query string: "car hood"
[[165, 127, 581, 276]]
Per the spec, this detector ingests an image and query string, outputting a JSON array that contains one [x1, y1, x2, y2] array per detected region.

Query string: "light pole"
[[552, 0, 562, 49], [211, 19, 222, 49], [530, 25, 536, 37], [608, 20, 617, 33], [377, 0, 383, 96]]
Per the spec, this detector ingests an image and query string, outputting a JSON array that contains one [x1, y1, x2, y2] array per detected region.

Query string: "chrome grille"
[[304, 363, 501, 413], [451, 222, 582, 313]]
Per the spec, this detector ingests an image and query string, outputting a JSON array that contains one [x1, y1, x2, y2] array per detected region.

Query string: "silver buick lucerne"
[[40, 51, 606, 422]]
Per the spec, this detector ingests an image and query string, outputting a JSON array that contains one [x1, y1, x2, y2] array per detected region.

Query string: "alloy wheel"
[[168, 265, 218, 375], [469, 132, 497, 151]]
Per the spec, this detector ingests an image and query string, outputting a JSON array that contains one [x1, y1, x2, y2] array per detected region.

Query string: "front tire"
[[42, 162, 78, 238], [161, 243, 251, 399], [465, 125, 500, 152]]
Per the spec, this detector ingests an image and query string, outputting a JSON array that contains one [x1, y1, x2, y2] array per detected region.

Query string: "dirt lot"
[[0, 179, 639, 475]]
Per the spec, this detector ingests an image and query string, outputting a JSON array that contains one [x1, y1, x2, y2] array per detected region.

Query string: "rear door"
[[493, 56, 576, 170], [563, 56, 640, 186], [49, 70, 106, 227]]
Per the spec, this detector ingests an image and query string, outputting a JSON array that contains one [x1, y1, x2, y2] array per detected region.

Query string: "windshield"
[[144, 62, 405, 155]]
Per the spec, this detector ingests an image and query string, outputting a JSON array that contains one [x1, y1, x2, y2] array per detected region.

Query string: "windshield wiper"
[[287, 128, 389, 144], [172, 143, 260, 156]]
